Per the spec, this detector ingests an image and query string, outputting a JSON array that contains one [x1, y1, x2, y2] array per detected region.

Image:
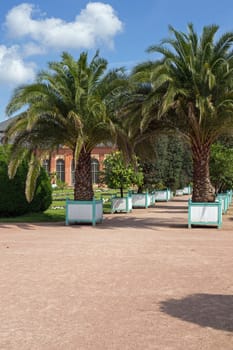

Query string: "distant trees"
[[210, 143, 233, 193], [140, 135, 192, 191]]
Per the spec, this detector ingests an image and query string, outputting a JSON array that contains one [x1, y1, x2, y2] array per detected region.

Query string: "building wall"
[[46, 145, 115, 186], [0, 119, 116, 186]]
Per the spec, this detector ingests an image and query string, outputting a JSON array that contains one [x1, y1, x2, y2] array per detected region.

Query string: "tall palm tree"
[[133, 24, 233, 202], [112, 79, 170, 168], [5, 51, 127, 201]]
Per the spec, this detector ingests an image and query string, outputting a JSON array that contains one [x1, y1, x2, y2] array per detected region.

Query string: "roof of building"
[[0, 118, 16, 132]]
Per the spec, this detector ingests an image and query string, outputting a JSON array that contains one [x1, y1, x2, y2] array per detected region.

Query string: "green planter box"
[[154, 189, 172, 202], [150, 192, 156, 205], [66, 199, 103, 226], [175, 189, 184, 196], [132, 192, 154, 208], [217, 194, 229, 214], [227, 190, 232, 204], [111, 195, 132, 213], [183, 186, 192, 195], [188, 199, 222, 228]]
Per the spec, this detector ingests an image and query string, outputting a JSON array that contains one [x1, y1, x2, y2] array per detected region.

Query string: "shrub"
[[210, 143, 233, 193], [0, 146, 52, 217], [103, 151, 143, 197]]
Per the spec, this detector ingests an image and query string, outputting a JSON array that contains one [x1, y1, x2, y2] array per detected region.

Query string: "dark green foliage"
[[210, 143, 233, 193], [0, 146, 52, 217], [141, 135, 193, 191], [140, 162, 158, 191]]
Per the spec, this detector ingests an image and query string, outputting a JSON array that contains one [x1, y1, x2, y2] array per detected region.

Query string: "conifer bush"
[[0, 146, 52, 217]]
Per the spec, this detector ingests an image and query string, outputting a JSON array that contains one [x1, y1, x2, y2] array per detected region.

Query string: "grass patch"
[[0, 187, 125, 222], [0, 188, 135, 223], [0, 209, 65, 223]]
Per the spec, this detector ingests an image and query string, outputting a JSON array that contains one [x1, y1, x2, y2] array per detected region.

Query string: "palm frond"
[[73, 136, 84, 167], [8, 147, 28, 179], [25, 154, 41, 202]]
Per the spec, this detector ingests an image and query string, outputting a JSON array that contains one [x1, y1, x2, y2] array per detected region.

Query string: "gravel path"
[[0, 195, 232, 350]]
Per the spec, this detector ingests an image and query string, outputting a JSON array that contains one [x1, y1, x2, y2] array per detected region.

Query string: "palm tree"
[[5, 51, 127, 201], [112, 79, 170, 168], [133, 24, 233, 202]]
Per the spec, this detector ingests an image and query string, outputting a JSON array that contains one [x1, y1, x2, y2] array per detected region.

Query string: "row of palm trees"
[[4, 24, 233, 203]]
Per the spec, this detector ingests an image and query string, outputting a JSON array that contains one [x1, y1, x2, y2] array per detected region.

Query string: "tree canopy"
[[4, 24, 233, 204], [103, 151, 143, 197], [5, 51, 128, 201], [131, 24, 233, 201]]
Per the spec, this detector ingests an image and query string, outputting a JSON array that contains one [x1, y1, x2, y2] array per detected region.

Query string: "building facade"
[[43, 144, 115, 186], [0, 118, 115, 187]]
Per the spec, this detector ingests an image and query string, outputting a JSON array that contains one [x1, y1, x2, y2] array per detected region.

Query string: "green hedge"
[[0, 146, 52, 217]]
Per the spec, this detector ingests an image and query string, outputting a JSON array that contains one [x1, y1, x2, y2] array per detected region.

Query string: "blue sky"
[[1, 0, 233, 121]]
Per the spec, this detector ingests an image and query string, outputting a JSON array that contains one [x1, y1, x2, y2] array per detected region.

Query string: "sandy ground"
[[0, 195, 233, 350]]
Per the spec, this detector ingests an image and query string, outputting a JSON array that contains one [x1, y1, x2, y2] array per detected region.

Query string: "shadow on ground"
[[0, 222, 64, 230], [160, 293, 233, 332], [155, 204, 188, 211], [0, 199, 189, 230], [0, 216, 188, 231], [99, 214, 188, 230]]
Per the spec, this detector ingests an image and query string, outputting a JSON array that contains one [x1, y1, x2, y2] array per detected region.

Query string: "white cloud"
[[0, 45, 35, 85], [22, 42, 46, 57], [0, 2, 123, 87], [5, 2, 123, 50]]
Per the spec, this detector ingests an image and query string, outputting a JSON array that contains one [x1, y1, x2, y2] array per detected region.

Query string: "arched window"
[[56, 159, 65, 182], [42, 159, 50, 174], [91, 158, 99, 184], [71, 159, 75, 185]]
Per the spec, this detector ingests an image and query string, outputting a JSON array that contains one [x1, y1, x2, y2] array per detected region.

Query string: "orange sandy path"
[[0, 195, 232, 349]]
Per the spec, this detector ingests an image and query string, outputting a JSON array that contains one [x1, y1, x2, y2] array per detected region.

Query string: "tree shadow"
[[153, 209, 188, 214], [0, 222, 65, 230], [0, 197, 191, 231], [0, 217, 187, 231], [160, 293, 233, 332], [97, 214, 188, 230], [155, 204, 188, 211]]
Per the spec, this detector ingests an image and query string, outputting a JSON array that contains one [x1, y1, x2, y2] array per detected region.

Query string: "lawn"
[[0, 187, 123, 223]]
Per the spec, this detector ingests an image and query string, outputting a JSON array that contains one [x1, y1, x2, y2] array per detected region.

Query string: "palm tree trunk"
[[74, 147, 94, 200], [191, 143, 215, 202]]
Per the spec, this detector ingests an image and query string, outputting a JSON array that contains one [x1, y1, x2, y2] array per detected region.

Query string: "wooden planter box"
[[66, 199, 103, 226], [132, 192, 154, 208], [111, 195, 132, 213], [188, 199, 222, 228], [154, 189, 172, 202]]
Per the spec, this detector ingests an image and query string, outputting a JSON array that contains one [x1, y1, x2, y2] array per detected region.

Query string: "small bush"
[[103, 151, 143, 197], [0, 146, 52, 217]]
